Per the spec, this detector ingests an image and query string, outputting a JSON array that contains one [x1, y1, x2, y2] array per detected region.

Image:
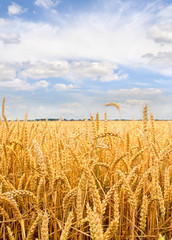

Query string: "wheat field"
[[0, 99, 172, 240]]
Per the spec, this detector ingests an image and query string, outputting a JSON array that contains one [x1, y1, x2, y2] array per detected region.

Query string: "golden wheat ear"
[[6, 226, 15, 240], [60, 211, 74, 240], [2, 97, 9, 132], [105, 102, 121, 120], [41, 211, 49, 240]]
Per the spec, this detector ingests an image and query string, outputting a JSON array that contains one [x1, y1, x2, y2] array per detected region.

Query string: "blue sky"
[[0, 0, 172, 120]]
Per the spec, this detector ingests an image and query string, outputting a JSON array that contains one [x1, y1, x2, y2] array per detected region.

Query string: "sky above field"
[[0, 0, 172, 120]]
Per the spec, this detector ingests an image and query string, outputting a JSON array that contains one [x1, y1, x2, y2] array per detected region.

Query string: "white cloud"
[[33, 80, 49, 88], [0, 19, 8, 27], [143, 52, 172, 76], [0, 2, 171, 74], [59, 109, 75, 114], [62, 102, 82, 108], [143, 52, 172, 63], [108, 88, 162, 97], [0, 63, 49, 91], [54, 83, 76, 91], [0, 0, 170, 75], [20, 61, 127, 82], [1, 1, 172, 120], [8, 3, 26, 15], [0, 78, 49, 91], [159, 4, 172, 19], [0, 78, 29, 90], [0, 64, 16, 80], [154, 79, 172, 85], [148, 24, 172, 44], [0, 10, 156, 64], [0, 33, 20, 44], [69, 61, 128, 82], [126, 99, 151, 105], [142, 4, 172, 74], [35, 0, 60, 9], [133, 82, 151, 86], [21, 61, 69, 79], [18, 104, 28, 109]]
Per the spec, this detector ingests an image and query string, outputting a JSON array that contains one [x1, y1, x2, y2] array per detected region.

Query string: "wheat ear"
[[6, 226, 15, 240], [60, 211, 74, 240], [26, 214, 41, 240], [139, 195, 148, 232], [41, 211, 49, 240], [86, 204, 103, 240]]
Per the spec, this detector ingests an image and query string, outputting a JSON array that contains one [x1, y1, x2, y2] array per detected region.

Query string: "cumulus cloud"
[[20, 61, 127, 82], [35, 0, 60, 9], [0, 78, 48, 91], [34, 80, 49, 88], [21, 61, 69, 79], [108, 88, 162, 97], [143, 52, 172, 64], [0, 33, 20, 44], [148, 24, 172, 44], [69, 61, 128, 82], [126, 99, 151, 105], [143, 51, 172, 75], [8, 3, 26, 15], [149, 4, 172, 35], [61, 102, 82, 108], [54, 83, 76, 91], [0, 64, 49, 91], [0, 64, 16, 80], [142, 4, 172, 74]]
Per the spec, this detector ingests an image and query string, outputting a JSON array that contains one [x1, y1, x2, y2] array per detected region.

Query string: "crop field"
[[0, 101, 172, 239]]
